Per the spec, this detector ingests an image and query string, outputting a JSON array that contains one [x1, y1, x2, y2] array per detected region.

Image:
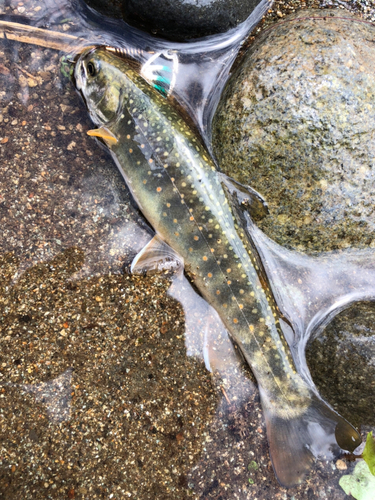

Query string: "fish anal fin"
[[219, 172, 269, 221], [261, 390, 361, 487], [131, 234, 184, 276]]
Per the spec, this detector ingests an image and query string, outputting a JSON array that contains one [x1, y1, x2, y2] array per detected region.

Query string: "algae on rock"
[[212, 9, 375, 254], [306, 301, 375, 427]]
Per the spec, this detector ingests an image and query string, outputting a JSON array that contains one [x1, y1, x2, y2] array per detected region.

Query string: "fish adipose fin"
[[131, 234, 184, 276], [261, 389, 361, 487], [219, 172, 269, 221]]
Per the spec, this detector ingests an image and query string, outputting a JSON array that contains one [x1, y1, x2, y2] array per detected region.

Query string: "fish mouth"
[[74, 47, 126, 128], [73, 47, 100, 93], [72, 47, 93, 91], [73, 58, 107, 125], [72, 50, 87, 91], [73, 52, 89, 95], [74, 60, 85, 92]]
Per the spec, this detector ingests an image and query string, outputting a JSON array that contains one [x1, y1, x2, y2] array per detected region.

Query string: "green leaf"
[[60, 56, 74, 80], [339, 461, 375, 500], [363, 431, 375, 475]]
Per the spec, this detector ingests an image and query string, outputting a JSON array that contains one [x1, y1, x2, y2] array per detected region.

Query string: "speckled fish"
[[74, 47, 361, 487]]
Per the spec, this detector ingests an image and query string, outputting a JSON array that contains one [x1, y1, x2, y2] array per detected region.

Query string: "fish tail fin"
[[260, 390, 361, 487]]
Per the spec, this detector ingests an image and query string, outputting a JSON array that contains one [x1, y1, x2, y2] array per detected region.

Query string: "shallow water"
[[0, 0, 374, 498]]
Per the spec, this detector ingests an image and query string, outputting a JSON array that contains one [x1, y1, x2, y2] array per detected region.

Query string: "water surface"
[[0, 0, 374, 498]]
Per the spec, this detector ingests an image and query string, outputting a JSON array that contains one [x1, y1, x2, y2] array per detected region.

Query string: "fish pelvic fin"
[[260, 389, 361, 488], [131, 234, 184, 277]]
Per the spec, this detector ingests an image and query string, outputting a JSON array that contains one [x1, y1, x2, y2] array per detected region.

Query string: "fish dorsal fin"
[[141, 51, 179, 98], [219, 172, 269, 221], [221, 176, 296, 342], [131, 234, 184, 276], [220, 175, 278, 308]]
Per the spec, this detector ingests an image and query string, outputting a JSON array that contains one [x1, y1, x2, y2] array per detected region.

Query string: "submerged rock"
[[85, 0, 264, 40], [212, 9, 375, 254], [306, 302, 375, 427]]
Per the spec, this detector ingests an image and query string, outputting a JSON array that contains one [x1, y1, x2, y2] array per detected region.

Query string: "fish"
[[74, 46, 362, 487]]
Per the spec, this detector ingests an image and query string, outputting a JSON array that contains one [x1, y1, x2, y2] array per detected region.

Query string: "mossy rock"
[[306, 302, 375, 427], [84, 0, 263, 41], [212, 9, 375, 254]]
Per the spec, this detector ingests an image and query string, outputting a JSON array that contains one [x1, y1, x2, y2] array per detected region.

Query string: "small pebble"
[[336, 459, 347, 471]]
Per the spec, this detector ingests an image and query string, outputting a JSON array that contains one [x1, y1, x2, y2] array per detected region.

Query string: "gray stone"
[[85, 0, 263, 40], [306, 302, 375, 427], [212, 9, 375, 254], [85, 0, 123, 20]]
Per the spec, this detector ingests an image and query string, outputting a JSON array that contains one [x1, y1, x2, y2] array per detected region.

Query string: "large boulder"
[[85, 0, 265, 41], [306, 302, 375, 427], [212, 9, 375, 254]]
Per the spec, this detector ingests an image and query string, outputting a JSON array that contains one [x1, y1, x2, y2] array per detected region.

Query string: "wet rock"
[[85, 0, 264, 40], [85, 0, 123, 20], [212, 9, 375, 254], [306, 302, 375, 427]]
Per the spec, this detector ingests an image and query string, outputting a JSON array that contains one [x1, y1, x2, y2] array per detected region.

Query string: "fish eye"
[[87, 61, 97, 77]]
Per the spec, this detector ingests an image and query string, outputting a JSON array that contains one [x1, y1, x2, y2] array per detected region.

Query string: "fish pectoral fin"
[[87, 127, 118, 145], [261, 389, 361, 488], [219, 172, 269, 221], [131, 234, 184, 276]]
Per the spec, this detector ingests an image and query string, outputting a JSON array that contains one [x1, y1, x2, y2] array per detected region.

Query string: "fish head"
[[74, 47, 133, 126]]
